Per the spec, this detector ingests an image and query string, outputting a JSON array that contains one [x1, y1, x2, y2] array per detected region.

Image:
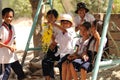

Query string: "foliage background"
[[2, 0, 32, 18], [2, 0, 120, 19]]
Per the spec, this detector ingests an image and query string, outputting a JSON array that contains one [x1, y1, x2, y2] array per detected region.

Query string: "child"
[[41, 9, 60, 52], [88, 19, 107, 64], [0, 8, 26, 80], [68, 20, 107, 80], [42, 9, 60, 80], [54, 14, 76, 80], [67, 22, 91, 80], [74, 2, 95, 32]]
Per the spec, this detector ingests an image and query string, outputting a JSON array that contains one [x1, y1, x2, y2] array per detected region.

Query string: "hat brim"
[[75, 8, 89, 13]]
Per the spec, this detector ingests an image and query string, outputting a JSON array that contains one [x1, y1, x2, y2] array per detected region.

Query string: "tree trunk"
[[29, 0, 45, 57]]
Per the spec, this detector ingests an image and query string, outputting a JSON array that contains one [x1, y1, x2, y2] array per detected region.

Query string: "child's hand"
[[49, 41, 57, 50], [8, 46, 16, 52], [82, 53, 89, 61], [67, 55, 72, 60], [67, 54, 76, 61]]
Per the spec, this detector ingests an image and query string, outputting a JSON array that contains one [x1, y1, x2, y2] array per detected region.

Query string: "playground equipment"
[[21, 0, 53, 66], [92, 0, 113, 80], [21, 0, 120, 80]]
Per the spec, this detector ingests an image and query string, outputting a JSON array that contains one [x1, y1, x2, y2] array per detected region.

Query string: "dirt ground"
[[9, 18, 120, 80]]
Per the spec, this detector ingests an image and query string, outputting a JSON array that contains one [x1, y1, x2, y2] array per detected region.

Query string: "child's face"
[[61, 20, 72, 29], [3, 11, 14, 25], [79, 25, 89, 37], [47, 14, 57, 23], [77, 8, 86, 18]]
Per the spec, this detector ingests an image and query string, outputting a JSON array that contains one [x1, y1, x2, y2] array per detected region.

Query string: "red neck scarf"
[[2, 22, 13, 45]]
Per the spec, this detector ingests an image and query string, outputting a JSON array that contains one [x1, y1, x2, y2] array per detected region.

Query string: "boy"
[[54, 14, 76, 80], [0, 8, 26, 80], [42, 9, 60, 80]]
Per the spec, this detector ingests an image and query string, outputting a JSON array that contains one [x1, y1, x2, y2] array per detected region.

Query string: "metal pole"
[[21, 0, 43, 66], [49, 0, 53, 9], [100, 59, 120, 66], [92, 0, 113, 80]]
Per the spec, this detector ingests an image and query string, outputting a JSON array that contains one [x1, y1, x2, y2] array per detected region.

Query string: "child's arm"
[[67, 46, 79, 60], [12, 40, 17, 51], [52, 23, 67, 33], [0, 41, 16, 52], [93, 30, 100, 52], [49, 40, 57, 51], [81, 51, 89, 61]]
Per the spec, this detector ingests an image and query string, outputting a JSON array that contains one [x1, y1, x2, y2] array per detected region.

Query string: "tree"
[[2, 0, 32, 19], [112, 0, 120, 13], [29, 0, 45, 57]]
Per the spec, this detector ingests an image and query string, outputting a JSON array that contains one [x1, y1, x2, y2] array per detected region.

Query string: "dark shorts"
[[42, 46, 60, 78]]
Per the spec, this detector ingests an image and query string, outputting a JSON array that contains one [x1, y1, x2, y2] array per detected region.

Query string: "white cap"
[[59, 14, 74, 25]]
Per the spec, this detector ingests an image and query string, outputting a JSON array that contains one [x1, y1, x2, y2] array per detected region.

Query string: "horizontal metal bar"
[[27, 47, 42, 51], [99, 59, 120, 66]]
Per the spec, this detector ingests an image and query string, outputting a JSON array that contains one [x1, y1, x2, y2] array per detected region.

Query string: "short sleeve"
[[76, 38, 82, 47], [12, 26, 16, 39], [0, 26, 3, 41]]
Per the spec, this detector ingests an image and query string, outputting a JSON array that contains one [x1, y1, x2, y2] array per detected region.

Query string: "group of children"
[[42, 2, 107, 80], [0, 2, 107, 80]]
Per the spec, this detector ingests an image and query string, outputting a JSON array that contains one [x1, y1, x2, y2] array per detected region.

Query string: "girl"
[[0, 8, 26, 80], [68, 20, 107, 80], [88, 19, 107, 66], [67, 22, 91, 80]]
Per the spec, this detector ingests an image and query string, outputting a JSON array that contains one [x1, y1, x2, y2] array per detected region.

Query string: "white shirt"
[[76, 37, 90, 55], [0, 24, 18, 64], [74, 13, 95, 27], [53, 25, 61, 37], [73, 37, 90, 64], [88, 37, 107, 52], [55, 27, 76, 58]]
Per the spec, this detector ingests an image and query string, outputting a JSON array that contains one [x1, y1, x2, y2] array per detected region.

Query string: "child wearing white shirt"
[[0, 8, 26, 80], [53, 14, 76, 80]]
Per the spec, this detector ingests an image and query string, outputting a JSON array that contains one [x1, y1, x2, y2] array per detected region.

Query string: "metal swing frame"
[[21, 0, 120, 80], [21, 0, 53, 66]]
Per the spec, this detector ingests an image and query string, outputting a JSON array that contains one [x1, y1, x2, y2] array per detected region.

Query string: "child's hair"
[[93, 19, 103, 36], [82, 21, 91, 30], [2, 8, 14, 17], [47, 9, 58, 18]]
